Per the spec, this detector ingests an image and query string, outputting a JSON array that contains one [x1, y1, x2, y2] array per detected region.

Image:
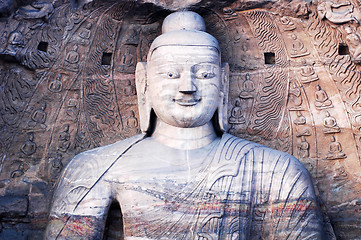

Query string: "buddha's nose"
[[178, 72, 197, 94]]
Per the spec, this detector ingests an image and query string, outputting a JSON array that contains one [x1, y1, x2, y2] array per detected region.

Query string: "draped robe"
[[45, 133, 326, 239]]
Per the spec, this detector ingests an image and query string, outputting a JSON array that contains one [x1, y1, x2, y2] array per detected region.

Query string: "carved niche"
[[0, 0, 361, 239]]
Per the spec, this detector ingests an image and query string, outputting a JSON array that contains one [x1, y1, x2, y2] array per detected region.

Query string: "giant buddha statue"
[[45, 11, 328, 239]]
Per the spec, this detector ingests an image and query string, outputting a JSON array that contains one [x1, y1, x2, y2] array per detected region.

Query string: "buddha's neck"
[[151, 119, 217, 150]]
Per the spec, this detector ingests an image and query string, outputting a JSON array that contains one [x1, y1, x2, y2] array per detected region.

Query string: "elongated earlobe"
[[218, 62, 229, 132], [135, 62, 152, 133]]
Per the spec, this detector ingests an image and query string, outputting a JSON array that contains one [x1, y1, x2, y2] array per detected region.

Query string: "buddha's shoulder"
[[50, 135, 145, 213], [220, 133, 307, 171], [60, 134, 145, 179]]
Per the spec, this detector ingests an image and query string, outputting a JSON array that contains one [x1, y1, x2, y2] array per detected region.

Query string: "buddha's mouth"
[[174, 97, 201, 106]]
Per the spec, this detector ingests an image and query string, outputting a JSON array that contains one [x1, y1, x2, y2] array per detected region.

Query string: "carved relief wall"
[[0, 0, 361, 239]]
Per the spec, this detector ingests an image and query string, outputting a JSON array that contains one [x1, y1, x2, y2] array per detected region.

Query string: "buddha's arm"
[[44, 153, 113, 240], [270, 153, 326, 239], [44, 135, 145, 239]]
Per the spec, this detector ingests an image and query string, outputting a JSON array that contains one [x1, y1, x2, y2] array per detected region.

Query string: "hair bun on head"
[[148, 11, 220, 57], [162, 11, 206, 33]]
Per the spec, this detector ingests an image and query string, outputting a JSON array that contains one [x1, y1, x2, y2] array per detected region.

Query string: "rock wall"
[[0, 0, 361, 239]]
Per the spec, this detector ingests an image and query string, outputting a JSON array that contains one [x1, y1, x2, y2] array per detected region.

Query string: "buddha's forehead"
[[149, 45, 220, 66]]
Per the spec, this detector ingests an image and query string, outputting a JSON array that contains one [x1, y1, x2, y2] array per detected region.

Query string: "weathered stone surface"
[[28, 193, 48, 217], [0, 196, 28, 218], [44, 10, 329, 240], [0, 0, 361, 239]]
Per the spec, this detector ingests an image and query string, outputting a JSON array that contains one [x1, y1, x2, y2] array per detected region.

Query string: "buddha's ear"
[[135, 62, 151, 134], [218, 62, 229, 132]]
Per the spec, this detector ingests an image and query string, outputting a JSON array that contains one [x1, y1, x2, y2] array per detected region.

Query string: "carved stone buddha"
[[45, 11, 328, 239]]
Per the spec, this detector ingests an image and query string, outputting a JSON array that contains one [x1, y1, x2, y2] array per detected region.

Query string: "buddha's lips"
[[174, 97, 201, 106]]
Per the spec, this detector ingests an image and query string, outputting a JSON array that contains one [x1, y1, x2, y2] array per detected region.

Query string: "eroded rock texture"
[[0, 0, 361, 239]]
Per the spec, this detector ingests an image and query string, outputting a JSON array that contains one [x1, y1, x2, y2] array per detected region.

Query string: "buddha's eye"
[[196, 71, 214, 79], [159, 69, 179, 79], [201, 72, 209, 78], [167, 71, 180, 79], [194, 64, 217, 79]]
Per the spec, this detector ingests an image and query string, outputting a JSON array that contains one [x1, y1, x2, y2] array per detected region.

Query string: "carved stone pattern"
[[1, 1, 361, 239], [245, 11, 290, 140]]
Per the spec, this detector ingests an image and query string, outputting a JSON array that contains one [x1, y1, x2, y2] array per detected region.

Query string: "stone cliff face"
[[0, 0, 361, 239]]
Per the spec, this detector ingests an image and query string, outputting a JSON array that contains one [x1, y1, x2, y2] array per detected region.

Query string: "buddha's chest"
[[108, 169, 262, 240], [111, 174, 207, 239], [101, 140, 265, 239]]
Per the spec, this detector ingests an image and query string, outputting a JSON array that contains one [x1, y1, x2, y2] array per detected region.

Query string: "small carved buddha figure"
[[123, 79, 136, 96], [315, 85, 333, 109], [65, 45, 79, 64], [288, 80, 302, 109], [323, 111, 341, 134], [290, 33, 309, 58], [297, 136, 310, 158], [58, 124, 71, 152], [64, 45, 80, 71], [21, 132, 36, 156], [279, 16, 296, 31], [300, 59, 319, 83], [79, 22, 92, 45], [51, 153, 63, 173], [345, 26, 361, 63], [326, 135, 346, 160], [119, 46, 136, 73], [296, 126, 312, 137], [11, 162, 25, 178], [66, 98, 79, 120], [229, 98, 246, 124], [333, 164, 348, 181], [126, 110, 138, 129], [223, 7, 237, 20], [48, 74, 63, 93], [3, 28, 24, 56], [7, 29, 24, 45], [294, 110, 306, 125], [239, 73, 255, 99], [46, 11, 328, 239], [28, 102, 47, 128]]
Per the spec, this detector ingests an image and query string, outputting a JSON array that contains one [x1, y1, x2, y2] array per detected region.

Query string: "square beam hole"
[[102, 52, 112, 66], [339, 44, 349, 55], [264, 52, 275, 65], [37, 41, 48, 52]]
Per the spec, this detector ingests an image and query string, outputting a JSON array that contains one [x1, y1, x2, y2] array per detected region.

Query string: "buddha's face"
[[147, 46, 221, 128]]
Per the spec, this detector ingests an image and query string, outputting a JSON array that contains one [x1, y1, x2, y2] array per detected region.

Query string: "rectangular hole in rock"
[[264, 52, 275, 64], [102, 52, 112, 66], [339, 44, 350, 55], [37, 41, 48, 52]]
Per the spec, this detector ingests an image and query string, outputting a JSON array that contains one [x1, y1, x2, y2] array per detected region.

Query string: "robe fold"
[[45, 133, 326, 240]]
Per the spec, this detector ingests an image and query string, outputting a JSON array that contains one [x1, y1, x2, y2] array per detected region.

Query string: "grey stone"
[[0, 196, 28, 218]]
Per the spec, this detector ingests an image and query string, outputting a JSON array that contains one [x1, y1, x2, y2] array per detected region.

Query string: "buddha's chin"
[[163, 116, 211, 128], [154, 105, 215, 128]]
